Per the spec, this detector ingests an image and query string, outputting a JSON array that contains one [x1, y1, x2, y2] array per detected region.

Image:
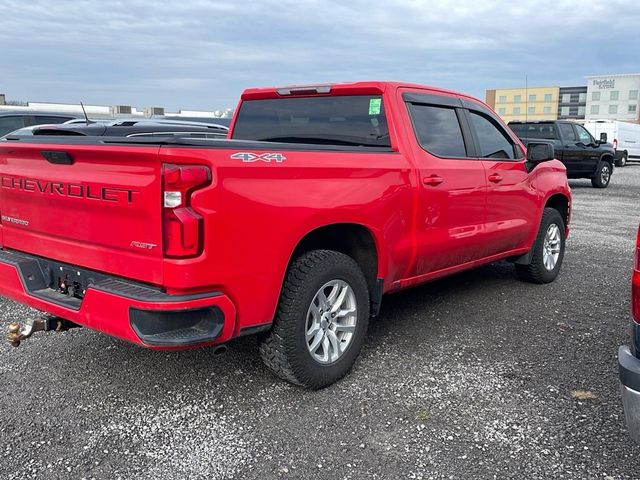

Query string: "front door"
[[465, 109, 539, 256]]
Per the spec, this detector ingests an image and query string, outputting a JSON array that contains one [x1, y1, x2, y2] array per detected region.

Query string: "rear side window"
[[469, 112, 517, 160], [232, 95, 390, 147], [407, 104, 467, 157], [510, 123, 557, 140], [0, 116, 26, 137], [558, 123, 577, 141]]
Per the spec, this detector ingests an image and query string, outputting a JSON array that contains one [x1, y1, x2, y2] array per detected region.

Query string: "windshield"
[[509, 123, 557, 140], [232, 95, 391, 147]]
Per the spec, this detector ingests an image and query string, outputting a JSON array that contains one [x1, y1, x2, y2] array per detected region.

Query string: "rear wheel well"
[[545, 194, 569, 226], [291, 224, 379, 295]]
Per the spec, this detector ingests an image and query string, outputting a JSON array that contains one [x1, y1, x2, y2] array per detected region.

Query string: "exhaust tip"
[[213, 345, 228, 356]]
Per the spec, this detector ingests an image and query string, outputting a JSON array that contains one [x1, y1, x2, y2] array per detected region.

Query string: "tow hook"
[[6, 316, 79, 347]]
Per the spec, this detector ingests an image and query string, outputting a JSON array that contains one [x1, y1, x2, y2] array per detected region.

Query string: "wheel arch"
[[544, 193, 570, 227], [289, 223, 384, 315]]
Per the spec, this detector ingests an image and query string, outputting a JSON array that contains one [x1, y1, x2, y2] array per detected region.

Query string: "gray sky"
[[1, 0, 639, 111]]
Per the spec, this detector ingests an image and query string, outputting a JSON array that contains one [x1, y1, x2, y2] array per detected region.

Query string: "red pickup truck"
[[0, 82, 571, 388]]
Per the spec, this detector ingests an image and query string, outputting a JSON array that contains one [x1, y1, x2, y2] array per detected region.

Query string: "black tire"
[[591, 160, 612, 188], [259, 250, 370, 389], [515, 208, 566, 284], [615, 152, 628, 168]]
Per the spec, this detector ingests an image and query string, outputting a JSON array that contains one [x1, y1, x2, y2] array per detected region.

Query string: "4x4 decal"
[[230, 152, 286, 163]]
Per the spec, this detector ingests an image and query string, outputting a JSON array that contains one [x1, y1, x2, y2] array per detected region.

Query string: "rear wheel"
[[591, 160, 612, 188], [515, 208, 566, 284], [615, 152, 628, 168], [259, 250, 370, 389]]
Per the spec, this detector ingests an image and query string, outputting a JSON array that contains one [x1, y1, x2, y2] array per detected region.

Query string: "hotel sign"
[[593, 79, 616, 89]]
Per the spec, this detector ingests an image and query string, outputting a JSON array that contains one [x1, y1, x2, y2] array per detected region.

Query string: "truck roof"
[[240, 81, 478, 102]]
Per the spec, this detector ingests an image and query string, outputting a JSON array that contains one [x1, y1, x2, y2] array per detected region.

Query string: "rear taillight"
[[633, 226, 640, 323], [613, 138, 618, 150], [162, 164, 211, 258]]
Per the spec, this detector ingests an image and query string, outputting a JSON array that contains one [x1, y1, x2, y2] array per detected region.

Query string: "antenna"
[[525, 74, 528, 123], [80, 102, 94, 125]]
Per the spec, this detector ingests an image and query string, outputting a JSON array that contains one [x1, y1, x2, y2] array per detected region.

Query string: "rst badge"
[[230, 152, 286, 163]]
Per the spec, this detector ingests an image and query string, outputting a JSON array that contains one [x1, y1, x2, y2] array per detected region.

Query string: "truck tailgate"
[[0, 142, 164, 285]]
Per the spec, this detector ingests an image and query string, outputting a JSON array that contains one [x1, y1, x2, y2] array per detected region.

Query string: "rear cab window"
[[231, 95, 390, 148], [510, 122, 558, 141]]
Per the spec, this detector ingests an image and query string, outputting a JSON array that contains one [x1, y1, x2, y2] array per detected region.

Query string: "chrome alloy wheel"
[[601, 164, 611, 184], [542, 223, 562, 271], [305, 280, 357, 365]]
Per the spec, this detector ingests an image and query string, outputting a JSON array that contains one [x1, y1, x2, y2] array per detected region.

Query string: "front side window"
[[575, 125, 592, 144], [468, 111, 517, 160], [232, 95, 390, 147], [559, 123, 577, 141], [406, 104, 467, 158]]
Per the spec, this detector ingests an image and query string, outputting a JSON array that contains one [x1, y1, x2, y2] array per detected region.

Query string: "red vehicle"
[[619, 225, 640, 442], [0, 82, 571, 388]]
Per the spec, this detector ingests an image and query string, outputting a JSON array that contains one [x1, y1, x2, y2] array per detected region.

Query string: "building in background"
[[585, 73, 640, 123], [485, 86, 559, 123], [557, 86, 587, 120], [0, 94, 5, 105]]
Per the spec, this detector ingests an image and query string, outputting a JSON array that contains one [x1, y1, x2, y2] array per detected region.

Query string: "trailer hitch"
[[6, 316, 79, 347]]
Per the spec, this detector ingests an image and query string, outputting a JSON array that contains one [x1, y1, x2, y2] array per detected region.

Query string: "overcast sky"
[[1, 0, 639, 111]]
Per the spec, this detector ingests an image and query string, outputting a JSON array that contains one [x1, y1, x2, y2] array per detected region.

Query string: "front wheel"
[[515, 208, 566, 284], [591, 161, 612, 188], [259, 250, 370, 389]]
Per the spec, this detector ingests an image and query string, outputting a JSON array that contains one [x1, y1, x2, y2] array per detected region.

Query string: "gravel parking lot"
[[1, 164, 640, 480]]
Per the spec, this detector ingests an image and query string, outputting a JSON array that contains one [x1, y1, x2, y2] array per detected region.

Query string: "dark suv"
[[509, 120, 616, 188], [0, 112, 78, 137]]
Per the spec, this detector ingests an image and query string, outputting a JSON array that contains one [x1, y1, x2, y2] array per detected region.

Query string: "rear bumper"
[[0, 249, 236, 349], [619, 343, 640, 444]]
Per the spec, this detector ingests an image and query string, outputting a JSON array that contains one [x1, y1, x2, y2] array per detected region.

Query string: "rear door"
[[464, 105, 539, 256], [0, 142, 164, 284], [402, 91, 487, 274]]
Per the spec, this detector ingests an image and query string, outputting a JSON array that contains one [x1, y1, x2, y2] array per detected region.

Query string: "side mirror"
[[526, 142, 555, 163], [599, 132, 607, 143]]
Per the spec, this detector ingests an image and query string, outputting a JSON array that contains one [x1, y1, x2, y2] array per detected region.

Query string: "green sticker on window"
[[369, 98, 381, 115]]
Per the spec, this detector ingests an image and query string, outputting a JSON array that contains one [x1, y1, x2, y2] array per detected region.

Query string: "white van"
[[584, 120, 640, 167]]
